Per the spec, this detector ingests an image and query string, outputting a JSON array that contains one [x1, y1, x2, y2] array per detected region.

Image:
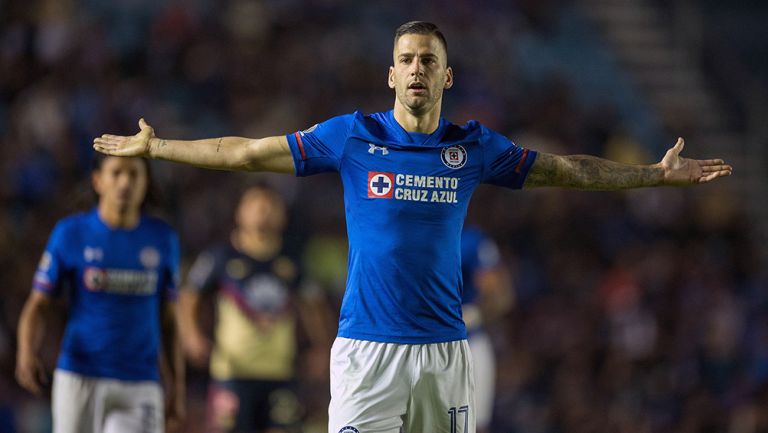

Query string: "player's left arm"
[[159, 301, 185, 433], [524, 138, 732, 189]]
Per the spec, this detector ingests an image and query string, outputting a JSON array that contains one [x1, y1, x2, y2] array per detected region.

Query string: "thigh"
[[328, 338, 411, 433], [52, 370, 98, 433], [406, 340, 475, 433], [468, 332, 495, 429], [104, 380, 164, 433]]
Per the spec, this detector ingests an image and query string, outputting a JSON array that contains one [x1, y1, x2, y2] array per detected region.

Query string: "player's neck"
[[97, 204, 140, 229], [232, 229, 282, 260], [393, 101, 441, 134]]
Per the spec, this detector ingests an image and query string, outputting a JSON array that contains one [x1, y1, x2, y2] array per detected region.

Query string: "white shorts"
[[52, 369, 163, 433], [468, 331, 495, 429], [329, 337, 475, 433]]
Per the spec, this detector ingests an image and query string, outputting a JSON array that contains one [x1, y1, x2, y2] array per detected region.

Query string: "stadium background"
[[0, 0, 766, 432]]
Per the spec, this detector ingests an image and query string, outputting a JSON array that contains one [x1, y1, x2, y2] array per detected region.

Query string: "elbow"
[[242, 138, 267, 172]]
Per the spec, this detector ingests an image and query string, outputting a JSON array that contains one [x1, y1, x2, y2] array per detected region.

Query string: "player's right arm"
[[93, 119, 294, 173], [16, 290, 53, 395]]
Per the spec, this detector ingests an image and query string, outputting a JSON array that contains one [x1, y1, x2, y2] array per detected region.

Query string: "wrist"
[[17, 348, 36, 362], [147, 137, 161, 158], [650, 162, 666, 186]]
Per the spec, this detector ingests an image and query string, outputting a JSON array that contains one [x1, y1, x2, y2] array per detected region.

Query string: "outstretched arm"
[[524, 138, 732, 190], [93, 119, 294, 173]]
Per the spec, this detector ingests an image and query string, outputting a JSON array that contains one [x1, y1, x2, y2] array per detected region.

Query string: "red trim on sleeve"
[[294, 132, 307, 161], [514, 149, 529, 173]]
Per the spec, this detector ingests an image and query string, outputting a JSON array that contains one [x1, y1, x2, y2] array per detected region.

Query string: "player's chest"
[[341, 139, 482, 202], [72, 234, 164, 295], [218, 254, 297, 312]]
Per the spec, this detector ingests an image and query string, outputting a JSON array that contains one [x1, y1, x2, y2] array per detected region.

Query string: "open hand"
[[93, 118, 155, 157], [660, 138, 732, 186]]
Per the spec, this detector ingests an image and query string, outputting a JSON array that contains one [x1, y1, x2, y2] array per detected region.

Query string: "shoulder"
[[312, 112, 360, 132], [442, 119, 488, 143], [51, 211, 91, 238], [356, 111, 394, 135], [141, 215, 175, 232], [192, 243, 235, 267], [206, 243, 233, 261], [140, 215, 179, 245]]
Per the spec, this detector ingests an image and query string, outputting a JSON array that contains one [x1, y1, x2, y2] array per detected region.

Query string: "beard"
[[397, 86, 442, 115]]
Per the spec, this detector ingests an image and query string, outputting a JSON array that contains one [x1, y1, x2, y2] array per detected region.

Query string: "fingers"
[[94, 135, 127, 146], [700, 164, 733, 173], [139, 118, 149, 130], [93, 135, 128, 155], [698, 169, 732, 183]]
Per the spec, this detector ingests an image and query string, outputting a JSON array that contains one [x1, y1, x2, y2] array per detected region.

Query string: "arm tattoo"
[[216, 138, 222, 153], [159, 139, 168, 148], [524, 153, 664, 190]]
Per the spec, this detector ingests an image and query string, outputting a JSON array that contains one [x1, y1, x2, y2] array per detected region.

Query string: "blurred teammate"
[[94, 21, 732, 433], [16, 155, 185, 433], [179, 184, 330, 433], [461, 226, 511, 433]]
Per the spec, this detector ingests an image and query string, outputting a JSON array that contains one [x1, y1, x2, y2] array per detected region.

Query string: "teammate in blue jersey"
[[461, 226, 512, 433], [94, 21, 732, 433], [16, 155, 185, 433]]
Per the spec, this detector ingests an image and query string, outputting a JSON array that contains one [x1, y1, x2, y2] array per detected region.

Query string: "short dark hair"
[[394, 21, 448, 57]]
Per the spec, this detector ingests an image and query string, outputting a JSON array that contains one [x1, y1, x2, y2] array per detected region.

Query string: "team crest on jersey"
[[367, 172, 394, 199], [83, 267, 107, 291], [338, 427, 359, 433], [441, 145, 467, 169], [140, 247, 160, 269]]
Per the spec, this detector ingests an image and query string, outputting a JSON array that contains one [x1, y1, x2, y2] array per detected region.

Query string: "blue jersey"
[[286, 110, 536, 343], [460, 226, 501, 306], [32, 209, 180, 381]]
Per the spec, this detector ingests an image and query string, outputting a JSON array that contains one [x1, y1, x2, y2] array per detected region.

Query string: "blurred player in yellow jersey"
[[179, 183, 331, 433]]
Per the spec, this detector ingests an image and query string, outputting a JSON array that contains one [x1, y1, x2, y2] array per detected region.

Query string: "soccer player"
[[15, 154, 185, 433], [93, 21, 732, 433], [461, 226, 510, 433], [179, 183, 330, 433]]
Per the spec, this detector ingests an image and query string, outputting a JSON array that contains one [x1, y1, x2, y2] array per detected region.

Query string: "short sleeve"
[[32, 223, 67, 297], [286, 114, 355, 176], [185, 249, 219, 294], [161, 231, 181, 301], [480, 127, 537, 189]]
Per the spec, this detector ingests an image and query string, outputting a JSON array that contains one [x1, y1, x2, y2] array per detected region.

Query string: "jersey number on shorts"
[[448, 406, 469, 433]]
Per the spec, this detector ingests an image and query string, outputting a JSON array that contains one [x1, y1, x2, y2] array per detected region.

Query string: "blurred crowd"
[[0, 0, 764, 432]]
